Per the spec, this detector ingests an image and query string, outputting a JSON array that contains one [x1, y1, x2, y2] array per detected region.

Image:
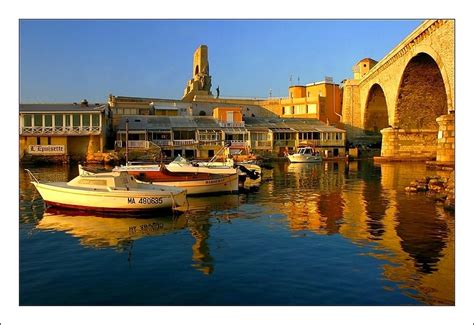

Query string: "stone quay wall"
[[436, 114, 455, 163], [378, 128, 438, 161]]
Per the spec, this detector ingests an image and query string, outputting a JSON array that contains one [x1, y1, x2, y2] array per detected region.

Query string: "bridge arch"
[[363, 83, 390, 134], [395, 51, 449, 129]]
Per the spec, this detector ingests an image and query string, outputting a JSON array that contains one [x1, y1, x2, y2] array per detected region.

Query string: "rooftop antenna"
[[297, 76, 300, 85], [289, 75, 293, 86], [269, 88, 272, 98]]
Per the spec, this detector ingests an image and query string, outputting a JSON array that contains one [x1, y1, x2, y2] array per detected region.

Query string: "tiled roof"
[[19, 103, 106, 112], [117, 115, 345, 133]]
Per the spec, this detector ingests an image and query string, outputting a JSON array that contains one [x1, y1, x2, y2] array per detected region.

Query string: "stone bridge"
[[341, 20, 454, 163]]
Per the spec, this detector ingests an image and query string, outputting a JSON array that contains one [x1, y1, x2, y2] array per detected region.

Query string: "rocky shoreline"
[[405, 171, 455, 211]]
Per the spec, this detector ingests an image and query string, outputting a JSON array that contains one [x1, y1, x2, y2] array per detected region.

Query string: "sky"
[[19, 19, 423, 103]]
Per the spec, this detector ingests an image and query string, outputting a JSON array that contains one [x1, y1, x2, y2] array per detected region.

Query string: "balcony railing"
[[198, 140, 224, 147], [20, 126, 101, 136], [219, 121, 245, 128], [298, 139, 345, 147], [115, 139, 200, 149], [226, 140, 250, 148], [115, 140, 149, 149], [173, 139, 198, 146], [150, 140, 173, 146]]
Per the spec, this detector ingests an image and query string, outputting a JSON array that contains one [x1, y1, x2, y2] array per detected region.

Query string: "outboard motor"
[[237, 165, 260, 180]]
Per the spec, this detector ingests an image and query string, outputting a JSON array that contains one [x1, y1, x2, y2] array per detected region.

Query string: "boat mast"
[[125, 118, 129, 165]]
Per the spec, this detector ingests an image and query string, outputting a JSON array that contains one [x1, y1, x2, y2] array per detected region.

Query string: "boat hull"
[[287, 155, 322, 163], [148, 173, 239, 195], [33, 182, 187, 212]]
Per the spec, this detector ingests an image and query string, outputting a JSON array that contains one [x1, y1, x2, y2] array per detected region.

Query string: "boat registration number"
[[128, 197, 163, 205]]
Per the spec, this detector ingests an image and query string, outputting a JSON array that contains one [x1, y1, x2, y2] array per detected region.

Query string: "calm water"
[[19, 160, 454, 306]]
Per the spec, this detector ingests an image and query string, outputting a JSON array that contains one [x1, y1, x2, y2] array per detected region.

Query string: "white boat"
[[113, 162, 239, 196], [166, 155, 237, 175], [287, 146, 323, 163], [26, 168, 187, 213]]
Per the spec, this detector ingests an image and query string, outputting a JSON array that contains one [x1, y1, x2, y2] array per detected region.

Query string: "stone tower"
[[182, 45, 213, 101]]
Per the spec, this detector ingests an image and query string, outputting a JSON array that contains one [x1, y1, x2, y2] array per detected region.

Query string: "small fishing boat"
[[166, 155, 237, 175], [171, 155, 264, 190], [286, 146, 322, 163], [25, 168, 187, 213], [113, 161, 239, 196]]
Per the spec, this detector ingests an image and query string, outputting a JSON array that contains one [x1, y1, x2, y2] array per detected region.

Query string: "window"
[[23, 115, 32, 127], [124, 108, 138, 115], [54, 114, 63, 127], [36, 137, 40, 145], [295, 105, 306, 114], [47, 137, 51, 145], [34, 114, 42, 127], [151, 132, 171, 140], [92, 114, 100, 126], [65, 115, 71, 127], [82, 114, 90, 127], [201, 133, 220, 141], [128, 134, 141, 140], [174, 130, 195, 140], [308, 104, 317, 114], [251, 133, 267, 141], [72, 114, 80, 126], [44, 115, 52, 127]]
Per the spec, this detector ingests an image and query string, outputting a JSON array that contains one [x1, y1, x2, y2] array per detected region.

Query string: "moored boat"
[[166, 155, 237, 175], [113, 162, 239, 196], [286, 146, 322, 163], [26, 168, 187, 213]]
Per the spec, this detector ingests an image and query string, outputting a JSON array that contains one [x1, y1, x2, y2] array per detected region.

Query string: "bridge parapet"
[[358, 20, 448, 89]]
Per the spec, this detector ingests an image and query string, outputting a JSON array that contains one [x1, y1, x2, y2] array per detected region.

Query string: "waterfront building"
[[115, 115, 222, 159], [108, 95, 192, 130], [19, 101, 108, 162], [116, 112, 346, 159], [212, 107, 249, 155], [245, 117, 346, 158]]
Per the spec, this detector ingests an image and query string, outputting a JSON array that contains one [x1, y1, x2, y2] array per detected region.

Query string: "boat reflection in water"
[[261, 161, 454, 305], [36, 194, 241, 275], [21, 161, 454, 305]]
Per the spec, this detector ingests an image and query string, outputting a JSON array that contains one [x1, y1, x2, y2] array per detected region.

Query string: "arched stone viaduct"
[[341, 20, 454, 163]]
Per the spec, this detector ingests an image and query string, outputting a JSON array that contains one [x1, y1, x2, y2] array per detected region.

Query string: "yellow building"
[[19, 101, 108, 162], [259, 77, 343, 125], [212, 106, 244, 126]]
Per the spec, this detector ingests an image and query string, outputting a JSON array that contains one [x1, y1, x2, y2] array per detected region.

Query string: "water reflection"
[[254, 161, 454, 304], [33, 192, 241, 275], [37, 208, 186, 249], [20, 161, 454, 304]]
